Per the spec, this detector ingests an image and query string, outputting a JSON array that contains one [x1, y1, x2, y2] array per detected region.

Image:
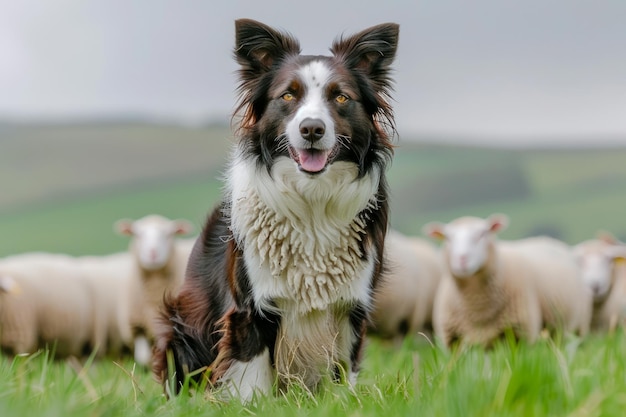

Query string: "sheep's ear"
[[597, 230, 619, 245], [173, 219, 193, 236], [608, 246, 626, 263], [487, 213, 509, 233], [0, 275, 20, 295], [422, 222, 446, 241], [114, 219, 135, 236]]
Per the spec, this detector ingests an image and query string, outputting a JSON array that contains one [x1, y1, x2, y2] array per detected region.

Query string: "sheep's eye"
[[335, 94, 349, 104], [282, 92, 294, 102]]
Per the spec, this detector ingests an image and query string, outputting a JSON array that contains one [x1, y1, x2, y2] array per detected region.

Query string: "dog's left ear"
[[331, 23, 399, 89], [234, 19, 301, 76]]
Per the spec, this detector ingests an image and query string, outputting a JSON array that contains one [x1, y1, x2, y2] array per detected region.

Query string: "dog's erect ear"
[[331, 23, 399, 89], [234, 19, 301, 76]]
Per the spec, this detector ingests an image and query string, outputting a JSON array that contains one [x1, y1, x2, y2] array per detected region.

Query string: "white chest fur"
[[227, 156, 380, 313]]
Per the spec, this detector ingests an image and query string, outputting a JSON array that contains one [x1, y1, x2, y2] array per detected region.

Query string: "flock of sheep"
[[1, 212, 625, 366], [0, 214, 194, 365], [372, 213, 626, 347]]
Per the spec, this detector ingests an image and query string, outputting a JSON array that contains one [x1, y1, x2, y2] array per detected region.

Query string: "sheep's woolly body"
[[75, 252, 138, 355], [370, 230, 442, 339], [503, 237, 591, 336], [434, 233, 592, 348], [0, 245, 190, 360], [0, 253, 95, 357], [433, 245, 543, 347], [0, 215, 193, 361]]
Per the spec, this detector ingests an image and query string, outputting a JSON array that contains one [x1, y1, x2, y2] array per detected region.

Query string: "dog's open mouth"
[[288, 145, 340, 174]]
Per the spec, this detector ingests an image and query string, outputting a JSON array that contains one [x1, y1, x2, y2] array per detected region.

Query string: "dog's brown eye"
[[282, 92, 294, 102], [335, 94, 349, 104]]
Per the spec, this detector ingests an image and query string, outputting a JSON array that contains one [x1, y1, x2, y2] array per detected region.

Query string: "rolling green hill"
[[388, 143, 626, 243], [1, 123, 625, 256]]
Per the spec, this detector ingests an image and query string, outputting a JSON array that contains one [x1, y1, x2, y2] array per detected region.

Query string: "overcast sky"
[[1, 0, 625, 146]]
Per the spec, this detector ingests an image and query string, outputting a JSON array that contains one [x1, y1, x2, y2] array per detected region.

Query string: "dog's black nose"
[[299, 118, 326, 142]]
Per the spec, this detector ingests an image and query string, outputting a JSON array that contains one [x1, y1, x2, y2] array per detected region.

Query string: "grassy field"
[[1, 332, 625, 417], [1, 123, 626, 415]]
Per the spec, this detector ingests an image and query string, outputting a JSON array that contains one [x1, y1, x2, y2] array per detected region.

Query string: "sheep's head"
[[115, 215, 193, 271], [423, 213, 508, 279], [573, 232, 626, 303]]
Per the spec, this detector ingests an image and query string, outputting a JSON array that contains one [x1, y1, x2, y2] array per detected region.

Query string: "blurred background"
[[1, 0, 625, 256]]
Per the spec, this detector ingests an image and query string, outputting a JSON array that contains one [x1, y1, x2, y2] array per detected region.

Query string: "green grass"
[[2, 332, 625, 416]]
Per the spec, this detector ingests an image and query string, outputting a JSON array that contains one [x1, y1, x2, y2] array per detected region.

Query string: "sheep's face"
[[116, 215, 193, 272], [574, 241, 624, 302], [132, 224, 178, 271], [445, 221, 493, 278], [424, 214, 508, 279]]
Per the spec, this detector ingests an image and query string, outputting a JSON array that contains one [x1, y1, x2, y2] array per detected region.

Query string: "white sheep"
[[424, 214, 591, 348], [424, 214, 542, 348], [0, 214, 194, 364], [73, 251, 137, 358], [369, 229, 442, 340], [502, 236, 592, 338], [573, 232, 626, 332], [114, 214, 194, 364], [0, 253, 95, 357]]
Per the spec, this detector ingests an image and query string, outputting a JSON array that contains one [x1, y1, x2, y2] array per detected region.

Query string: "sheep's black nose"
[[299, 118, 325, 142]]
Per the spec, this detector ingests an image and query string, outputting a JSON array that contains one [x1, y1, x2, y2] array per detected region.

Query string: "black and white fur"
[[153, 18, 399, 402]]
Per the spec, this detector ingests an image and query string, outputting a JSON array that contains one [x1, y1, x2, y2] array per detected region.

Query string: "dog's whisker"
[[274, 133, 288, 143], [276, 143, 290, 154], [336, 135, 351, 149], [275, 134, 290, 153]]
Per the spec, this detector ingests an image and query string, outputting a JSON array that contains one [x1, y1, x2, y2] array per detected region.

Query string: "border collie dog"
[[153, 18, 399, 402]]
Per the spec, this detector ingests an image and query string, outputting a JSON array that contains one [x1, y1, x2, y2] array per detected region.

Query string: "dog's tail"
[[153, 293, 223, 396]]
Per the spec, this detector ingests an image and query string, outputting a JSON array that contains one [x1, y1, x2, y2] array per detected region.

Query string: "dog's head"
[[233, 19, 399, 178]]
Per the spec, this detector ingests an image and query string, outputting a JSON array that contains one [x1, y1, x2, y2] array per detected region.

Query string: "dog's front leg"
[[346, 304, 369, 386], [213, 308, 279, 402]]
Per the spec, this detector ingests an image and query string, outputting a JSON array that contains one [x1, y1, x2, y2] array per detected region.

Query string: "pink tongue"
[[298, 149, 329, 172]]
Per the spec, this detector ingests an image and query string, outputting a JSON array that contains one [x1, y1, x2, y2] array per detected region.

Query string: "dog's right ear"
[[234, 19, 301, 76]]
